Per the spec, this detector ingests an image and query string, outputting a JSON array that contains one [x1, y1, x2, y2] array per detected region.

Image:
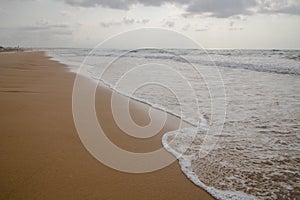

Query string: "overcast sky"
[[0, 0, 300, 48]]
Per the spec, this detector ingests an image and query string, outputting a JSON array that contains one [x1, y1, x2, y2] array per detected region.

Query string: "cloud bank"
[[100, 17, 149, 28], [61, 0, 300, 17]]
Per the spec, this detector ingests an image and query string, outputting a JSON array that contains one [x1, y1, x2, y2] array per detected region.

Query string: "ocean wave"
[[45, 48, 300, 200]]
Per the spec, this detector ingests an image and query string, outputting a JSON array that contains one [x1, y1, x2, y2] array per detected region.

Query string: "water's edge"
[[45, 50, 229, 199]]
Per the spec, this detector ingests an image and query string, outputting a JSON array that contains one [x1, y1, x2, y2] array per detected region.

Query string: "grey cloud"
[[100, 21, 122, 27], [195, 27, 209, 32], [0, 24, 73, 36], [228, 27, 243, 31], [135, 0, 190, 7], [19, 26, 49, 31], [32, 24, 69, 31], [62, 0, 300, 17], [137, 19, 150, 24], [100, 17, 149, 28], [63, 0, 135, 9], [278, 6, 300, 15], [228, 21, 243, 31], [123, 17, 135, 24], [164, 21, 175, 27], [230, 15, 247, 21], [35, 19, 48, 26], [15, 25, 69, 32], [60, 10, 74, 17], [182, 23, 190, 31], [257, 0, 300, 15], [29, 19, 70, 30], [8, 21, 72, 35], [62, 0, 189, 8], [186, 0, 257, 18], [50, 30, 73, 35], [0, 28, 73, 48], [0, 7, 8, 15]]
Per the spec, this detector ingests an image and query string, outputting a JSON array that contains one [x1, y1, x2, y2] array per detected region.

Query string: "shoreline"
[[46, 52, 200, 128], [0, 51, 215, 199]]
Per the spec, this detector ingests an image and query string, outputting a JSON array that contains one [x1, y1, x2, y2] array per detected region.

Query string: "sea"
[[45, 48, 300, 200]]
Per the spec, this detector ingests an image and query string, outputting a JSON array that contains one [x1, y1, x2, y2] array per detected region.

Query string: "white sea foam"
[[162, 128, 259, 200]]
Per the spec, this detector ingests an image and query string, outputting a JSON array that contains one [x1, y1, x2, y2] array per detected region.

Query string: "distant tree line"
[[0, 45, 23, 52]]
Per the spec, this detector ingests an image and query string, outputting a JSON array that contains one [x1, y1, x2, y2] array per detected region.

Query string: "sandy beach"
[[0, 51, 214, 199]]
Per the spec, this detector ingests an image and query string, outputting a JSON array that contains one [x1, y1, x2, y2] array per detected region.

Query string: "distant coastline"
[[0, 46, 23, 53]]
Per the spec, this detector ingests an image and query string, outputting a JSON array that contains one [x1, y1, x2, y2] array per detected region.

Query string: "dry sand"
[[0, 51, 214, 199]]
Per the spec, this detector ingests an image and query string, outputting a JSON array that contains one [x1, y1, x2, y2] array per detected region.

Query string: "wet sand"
[[0, 51, 214, 199]]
